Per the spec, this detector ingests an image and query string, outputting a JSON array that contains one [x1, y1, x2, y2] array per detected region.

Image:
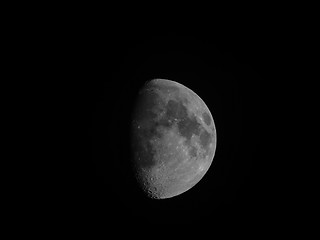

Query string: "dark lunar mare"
[[162, 99, 211, 152], [133, 91, 213, 171], [199, 130, 211, 152], [202, 112, 212, 126]]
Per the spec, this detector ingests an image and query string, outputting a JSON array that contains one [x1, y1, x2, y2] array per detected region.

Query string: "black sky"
[[57, 24, 265, 226]]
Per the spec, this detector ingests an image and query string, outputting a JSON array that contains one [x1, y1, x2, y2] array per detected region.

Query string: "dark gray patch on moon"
[[202, 111, 212, 126]]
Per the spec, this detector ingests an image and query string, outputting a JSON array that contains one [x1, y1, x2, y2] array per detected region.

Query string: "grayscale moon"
[[131, 78, 217, 199]]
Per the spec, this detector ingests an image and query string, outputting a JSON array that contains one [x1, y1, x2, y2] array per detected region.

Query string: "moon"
[[131, 78, 217, 199]]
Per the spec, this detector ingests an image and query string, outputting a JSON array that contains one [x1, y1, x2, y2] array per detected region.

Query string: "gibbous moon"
[[131, 79, 217, 199]]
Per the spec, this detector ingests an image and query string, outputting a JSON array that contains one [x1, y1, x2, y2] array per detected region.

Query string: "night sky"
[[56, 23, 265, 226]]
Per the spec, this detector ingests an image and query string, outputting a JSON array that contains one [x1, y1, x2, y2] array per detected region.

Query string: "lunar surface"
[[131, 79, 217, 199]]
